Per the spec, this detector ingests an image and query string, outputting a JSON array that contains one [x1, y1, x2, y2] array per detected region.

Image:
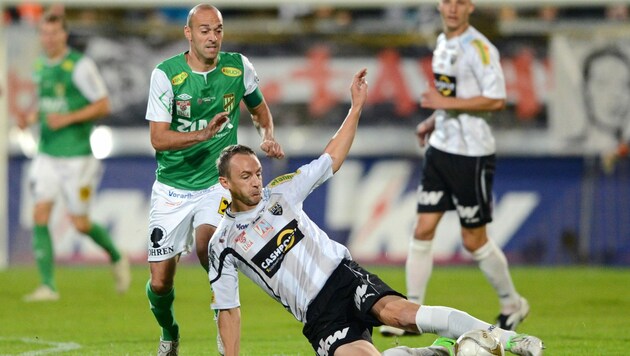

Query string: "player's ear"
[[219, 176, 230, 190], [184, 26, 192, 41]]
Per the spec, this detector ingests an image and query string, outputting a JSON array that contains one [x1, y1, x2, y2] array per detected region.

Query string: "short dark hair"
[[217, 144, 256, 178], [41, 12, 67, 32]]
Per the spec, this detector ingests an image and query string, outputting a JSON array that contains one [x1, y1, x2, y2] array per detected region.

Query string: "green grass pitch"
[[0, 264, 628, 355]]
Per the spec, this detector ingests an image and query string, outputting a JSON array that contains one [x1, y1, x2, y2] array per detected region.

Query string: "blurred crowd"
[[3, 3, 628, 130]]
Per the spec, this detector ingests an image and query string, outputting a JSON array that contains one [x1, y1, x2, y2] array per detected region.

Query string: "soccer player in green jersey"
[[17, 13, 131, 302], [144, 4, 284, 355]]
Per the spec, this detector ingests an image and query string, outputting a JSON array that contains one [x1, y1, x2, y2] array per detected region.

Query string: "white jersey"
[[428, 26, 506, 157], [208, 154, 351, 323]]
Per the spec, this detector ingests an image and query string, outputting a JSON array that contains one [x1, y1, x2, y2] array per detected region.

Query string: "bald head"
[[187, 4, 221, 27]]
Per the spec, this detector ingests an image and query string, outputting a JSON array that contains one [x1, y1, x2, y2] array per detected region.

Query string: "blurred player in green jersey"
[[18, 12, 130, 302]]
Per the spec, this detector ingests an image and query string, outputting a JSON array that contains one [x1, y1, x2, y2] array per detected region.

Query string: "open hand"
[[350, 68, 368, 109], [201, 111, 230, 140]]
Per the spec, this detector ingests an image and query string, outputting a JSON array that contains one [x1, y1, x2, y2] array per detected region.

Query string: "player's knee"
[[150, 278, 174, 295], [461, 229, 487, 252], [413, 226, 434, 241], [33, 204, 52, 225], [379, 299, 409, 327]]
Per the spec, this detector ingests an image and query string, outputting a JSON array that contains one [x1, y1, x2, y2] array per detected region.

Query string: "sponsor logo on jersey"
[[79, 186, 92, 202], [236, 223, 249, 230], [316, 327, 349, 356], [252, 219, 303, 277], [223, 93, 235, 112], [434, 73, 456, 97], [268, 202, 283, 216], [54, 83, 65, 97], [171, 72, 188, 85], [235, 231, 254, 253], [61, 59, 74, 72], [253, 219, 274, 239], [168, 190, 194, 199], [176, 118, 209, 132], [221, 67, 242, 77], [148, 225, 175, 257], [218, 197, 230, 215], [176, 93, 192, 100], [198, 96, 216, 104], [269, 170, 300, 187], [176, 100, 191, 118], [40, 97, 67, 113]]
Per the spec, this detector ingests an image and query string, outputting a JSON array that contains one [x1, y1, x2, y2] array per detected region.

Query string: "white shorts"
[[29, 154, 102, 215], [147, 180, 231, 262]]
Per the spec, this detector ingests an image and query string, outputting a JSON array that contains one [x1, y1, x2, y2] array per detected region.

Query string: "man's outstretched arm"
[[323, 68, 368, 173]]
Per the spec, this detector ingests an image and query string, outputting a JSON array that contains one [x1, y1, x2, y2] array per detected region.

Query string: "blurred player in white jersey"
[[208, 69, 543, 356], [381, 0, 529, 336]]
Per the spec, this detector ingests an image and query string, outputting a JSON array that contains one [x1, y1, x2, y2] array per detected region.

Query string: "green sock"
[[146, 280, 179, 341], [87, 223, 121, 262], [33, 225, 56, 291]]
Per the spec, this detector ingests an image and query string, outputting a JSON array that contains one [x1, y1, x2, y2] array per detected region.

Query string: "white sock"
[[415, 305, 517, 346], [405, 239, 433, 305], [472, 239, 520, 313]]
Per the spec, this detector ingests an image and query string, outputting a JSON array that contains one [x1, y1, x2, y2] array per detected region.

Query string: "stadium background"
[[2, 0, 630, 269]]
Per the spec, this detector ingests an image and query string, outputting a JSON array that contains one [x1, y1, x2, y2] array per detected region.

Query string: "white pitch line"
[[0, 337, 81, 355]]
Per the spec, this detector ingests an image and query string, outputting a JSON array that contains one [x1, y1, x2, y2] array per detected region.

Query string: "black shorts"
[[417, 146, 495, 228], [302, 259, 404, 356]]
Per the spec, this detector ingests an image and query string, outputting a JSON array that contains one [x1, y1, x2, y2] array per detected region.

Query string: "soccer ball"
[[455, 329, 505, 356]]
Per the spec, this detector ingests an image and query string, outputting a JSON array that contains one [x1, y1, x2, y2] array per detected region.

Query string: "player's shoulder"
[[459, 26, 498, 64], [267, 170, 300, 189], [459, 26, 495, 50], [156, 52, 187, 71], [217, 51, 246, 72], [66, 48, 85, 61], [219, 51, 246, 62], [212, 214, 235, 244], [57, 49, 85, 68]]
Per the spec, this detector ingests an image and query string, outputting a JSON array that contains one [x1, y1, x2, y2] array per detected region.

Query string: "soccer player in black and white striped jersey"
[[208, 69, 543, 356]]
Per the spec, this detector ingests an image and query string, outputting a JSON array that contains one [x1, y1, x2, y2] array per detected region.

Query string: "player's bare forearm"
[[421, 87, 505, 112], [249, 100, 285, 158], [46, 97, 111, 130], [150, 112, 229, 151], [218, 308, 241, 356], [324, 68, 368, 173]]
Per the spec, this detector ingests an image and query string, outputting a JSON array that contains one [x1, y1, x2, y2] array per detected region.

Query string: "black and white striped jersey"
[[208, 153, 351, 322]]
